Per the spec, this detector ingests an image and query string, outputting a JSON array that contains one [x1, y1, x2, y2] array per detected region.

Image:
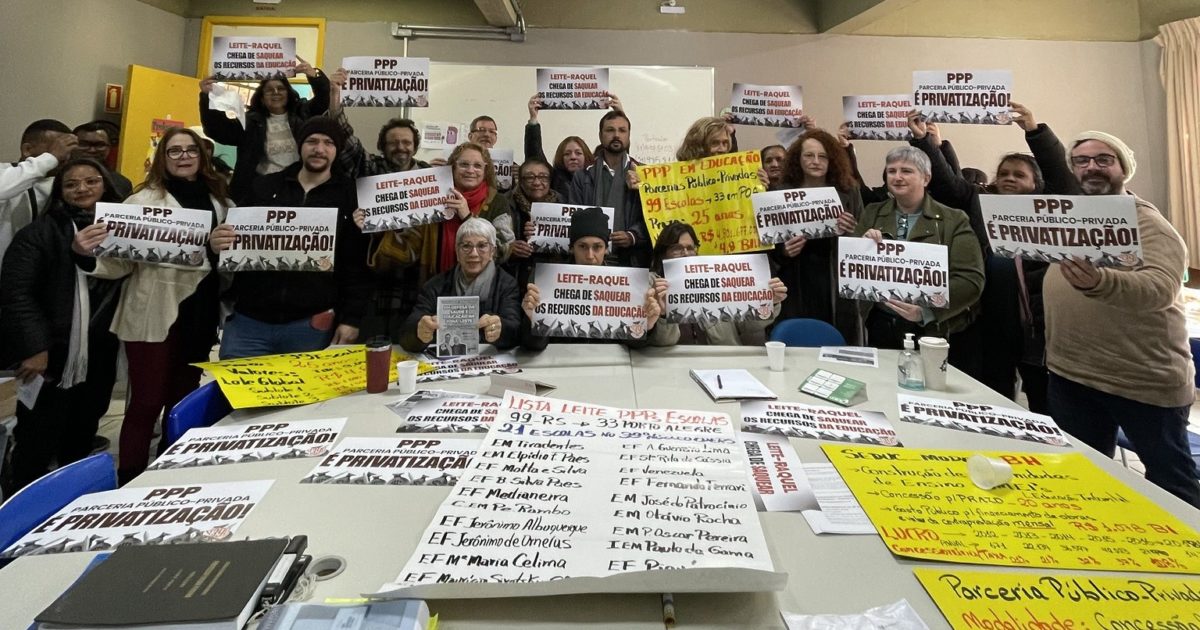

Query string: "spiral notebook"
[[690, 369, 777, 401]]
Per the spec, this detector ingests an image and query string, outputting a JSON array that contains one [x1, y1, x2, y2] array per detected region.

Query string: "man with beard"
[[210, 118, 371, 358], [0, 120, 77, 274], [72, 122, 132, 198], [567, 111, 650, 267], [1039, 129, 1199, 508]]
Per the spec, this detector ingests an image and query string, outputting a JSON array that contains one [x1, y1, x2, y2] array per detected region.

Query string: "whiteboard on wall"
[[347, 62, 714, 165]]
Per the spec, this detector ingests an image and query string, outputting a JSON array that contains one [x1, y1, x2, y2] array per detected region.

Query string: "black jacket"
[[400, 265, 521, 353], [523, 122, 574, 200], [567, 152, 651, 268], [227, 163, 371, 327]]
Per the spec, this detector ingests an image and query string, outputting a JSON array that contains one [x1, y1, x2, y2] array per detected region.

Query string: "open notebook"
[[690, 369, 777, 402]]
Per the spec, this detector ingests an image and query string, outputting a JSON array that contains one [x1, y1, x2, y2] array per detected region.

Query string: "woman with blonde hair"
[[675, 116, 732, 161]]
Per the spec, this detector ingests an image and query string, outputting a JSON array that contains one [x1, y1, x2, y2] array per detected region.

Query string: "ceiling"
[[138, 0, 1200, 41]]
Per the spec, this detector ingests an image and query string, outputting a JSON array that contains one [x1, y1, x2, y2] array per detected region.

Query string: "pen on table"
[[716, 375, 723, 389], [662, 592, 676, 627]]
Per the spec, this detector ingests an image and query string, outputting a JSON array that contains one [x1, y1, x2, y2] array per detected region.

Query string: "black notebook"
[[37, 539, 288, 630]]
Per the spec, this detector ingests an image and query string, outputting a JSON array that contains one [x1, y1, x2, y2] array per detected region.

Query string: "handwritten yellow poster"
[[915, 568, 1200, 630], [637, 150, 766, 255], [823, 445, 1200, 574], [195, 346, 425, 408]]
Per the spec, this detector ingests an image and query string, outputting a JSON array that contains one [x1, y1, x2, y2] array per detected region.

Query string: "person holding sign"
[[400, 218, 520, 354], [0, 158, 124, 491], [850, 146, 984, 357], [647, 221, 786, 346], [525, 92, 601, 198], [328, 69, 430, 178], [567, 111, 650, 267], [495, 158, 565, 288], [69, 128, 231, 482], [199, 60, 331, 204], [1040, 129, 1200, 508], [772, 129, 863, 343]]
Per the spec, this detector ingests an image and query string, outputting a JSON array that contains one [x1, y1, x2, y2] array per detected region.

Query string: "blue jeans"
[[1048, 372, 1200, 509], [219, 312, 334, 360]]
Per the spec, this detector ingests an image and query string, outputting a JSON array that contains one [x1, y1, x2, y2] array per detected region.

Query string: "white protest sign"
[[528, 203, 614, 255], [741, 432, 816, 513], [752, 187, 844, 244], [301, 437, 477, 485], [416, 353, 521, 382], [842, 94, 913, 141], [912, 70, 1013, 125], [897, 394, 1071, 447], [491, 148, 515, 190], [532, 263, 650, 340], [980, 194, 1142, 267], [93, 202, 210, 267], [148, 418, 346, 471], [210, 36, 296, 81], [836, 237, 949, 308], [536, 67, 609, 110], [0, 480, 273, 559], [395, 396, 501, 433], [218, 207, 337, 272], [378, 391, 779, 598], [729, 83, 804, 127], [436, 296, 480, 358], [340, 56, 430, 107], [741, 400, 901, 446], [662, 253, 772, 324], [356, 166, 453, 233]]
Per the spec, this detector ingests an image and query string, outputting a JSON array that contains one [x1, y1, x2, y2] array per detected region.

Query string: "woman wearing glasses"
[[70, 128, 231, 483], [492, 158, 566, 288], [0, 158, 124, 490], [399, 217, 520, 353]]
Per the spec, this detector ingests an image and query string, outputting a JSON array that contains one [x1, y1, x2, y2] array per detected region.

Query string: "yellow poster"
[[636, 150, 766, 255], [915, 568, 1200, 629], [195, 346, 427, 408], [823, 445, 1200, 574]]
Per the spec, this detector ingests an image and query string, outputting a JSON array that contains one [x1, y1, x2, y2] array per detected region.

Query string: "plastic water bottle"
[[897, 333, 925, 390]]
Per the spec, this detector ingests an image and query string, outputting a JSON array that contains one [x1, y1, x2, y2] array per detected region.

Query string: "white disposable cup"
[[967, 454, 1014, 490], [918, 336, 949, 390], [396, 360, 418, 394], [766, 341, 786, 372]]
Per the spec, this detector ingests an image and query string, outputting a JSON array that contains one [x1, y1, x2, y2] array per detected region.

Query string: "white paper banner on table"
[[356, 166, 453, 233], [0, 480, 273, 559], [376, 391, 781, 599], [662, 253, 772, 324], [536, 67, 609, 110], [386, 389, 492, 417], [340, 56, 429, 107], [753, 187, 844, 244], [91, 202, 211, 267], [912, 70, 1012, 125], [490, 148, 515, 190], [741, 432, 816, 512], [436, 296, 480, 358], [979, 194, 1142, 267], [741, 400, 901, 446], [729, 83, 804, 127], [210, 36, 296, 80], [217, 206, 337, 272], [301, 437, 476, 485], [416, 353, 521, 382], [148, 418, 346, 471], [896, 394, 1070, 446], [396, 396, 501, 433], [528, 203, 614, 255], [800, 463, 875, 535], [531, 263, 650, 340], [842, 94, 913, 141], [836, 237, 949, 308]]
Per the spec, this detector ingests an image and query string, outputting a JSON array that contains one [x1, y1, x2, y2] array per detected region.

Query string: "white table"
[[2, 344, 1196, 629]]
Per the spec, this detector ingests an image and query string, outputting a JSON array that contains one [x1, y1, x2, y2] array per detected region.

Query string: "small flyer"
[[800, 463, 875, 535], [531, 263, 650, 340], [490, 148, 515, 190], [420, 122, 463, 150], [818, 346, 879, 368], [912, 70, 1013, 125], [416, 353, 521, 382], [209, 36, 296, 81], [393, 394, 501, 433], [355, 166, 453, 233], [741, 431, 815, 512], [897, 394, 1071, 446], [528, 203, 614, 255], [979, 194, 1142, 267], [841, 94, 914, 141], [752, 187, 844, 244], [301, 437, 477, 485], [798, 369, 867, 407], [149, 418, 346, 470], [93, 202, 211, 267], [536, 67, 609, 110], [217, 206, 337, 272], [729, 83, 804, 127], [741, 400, 899, 445], [662, 253, 772, 324], [339, 56, 430, 107], [836, 237, 950, 308], [436, 296, 480, 358]]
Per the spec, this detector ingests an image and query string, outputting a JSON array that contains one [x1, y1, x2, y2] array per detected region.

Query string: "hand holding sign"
[[522, 284, 540, 321], [417, 315, 439, 344], [906, 109, 928, 139], [209, 224, 235, 253], [1059, 256, 1102, 290], [72, 222, 108, 256], [294, 56, 316, 79], [527, 93, 541, 122], [479, 314, 502, 343], [1010, 100, 1037, 132], [884, 299, 923, 322], [445, 189, 468, 220], [768, 277, 787, 304], [783, 235, 807, 257]]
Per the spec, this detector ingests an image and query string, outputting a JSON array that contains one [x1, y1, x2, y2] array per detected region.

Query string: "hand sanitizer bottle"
[[898, 333, 925, 390]]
